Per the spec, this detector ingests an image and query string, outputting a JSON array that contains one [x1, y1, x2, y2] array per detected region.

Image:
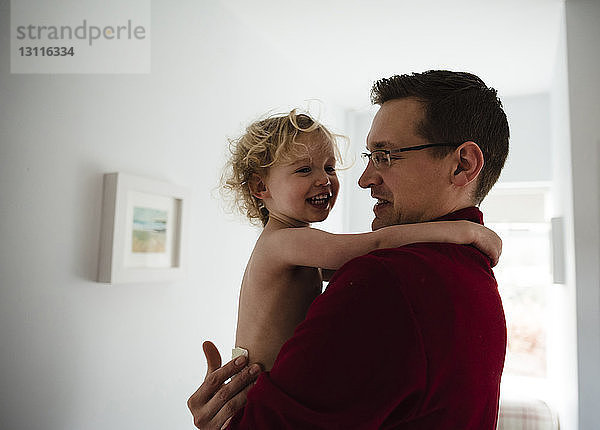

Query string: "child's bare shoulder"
[[248, 228, 290, 269], [253, 227, 296, 261], [243, 230, 315, 295]]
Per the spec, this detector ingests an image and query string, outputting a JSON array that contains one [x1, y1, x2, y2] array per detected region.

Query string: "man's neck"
[[426, 192, 477, 222], [433, 206, 482, 224]]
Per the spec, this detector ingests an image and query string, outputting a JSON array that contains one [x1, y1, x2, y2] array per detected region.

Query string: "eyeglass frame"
[[361, 143, 463, 168]]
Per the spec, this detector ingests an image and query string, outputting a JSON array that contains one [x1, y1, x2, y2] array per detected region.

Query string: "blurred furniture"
[[497, 398, 559, 430]]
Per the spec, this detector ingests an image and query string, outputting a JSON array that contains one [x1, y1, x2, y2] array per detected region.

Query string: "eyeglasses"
[[361, 143, 461, 169]]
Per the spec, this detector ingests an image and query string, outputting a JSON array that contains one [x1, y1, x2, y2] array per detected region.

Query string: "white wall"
[[499, 94, 552, 183], [564, 1, 600, 429], [0, 2, 345, 429], [545, 2, 600, 429], [548, 5, 579, 429]]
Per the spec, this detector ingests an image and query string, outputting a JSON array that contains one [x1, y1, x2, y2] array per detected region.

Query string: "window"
[[480, 183, 553, 399]]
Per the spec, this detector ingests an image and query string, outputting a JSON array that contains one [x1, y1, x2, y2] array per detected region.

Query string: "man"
[[188, 70, 509, 429]]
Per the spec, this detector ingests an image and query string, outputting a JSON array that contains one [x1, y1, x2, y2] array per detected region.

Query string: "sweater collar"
[[432, 206, 484, 225]]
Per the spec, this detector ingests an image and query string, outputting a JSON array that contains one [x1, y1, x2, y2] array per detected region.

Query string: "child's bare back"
[[235, 224, 323, 371]]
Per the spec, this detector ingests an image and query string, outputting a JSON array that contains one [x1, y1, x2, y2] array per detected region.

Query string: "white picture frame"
[[97, 172, 189, 284]]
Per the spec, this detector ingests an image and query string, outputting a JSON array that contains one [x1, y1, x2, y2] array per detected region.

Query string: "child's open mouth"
[[307, 193, 331, 209]]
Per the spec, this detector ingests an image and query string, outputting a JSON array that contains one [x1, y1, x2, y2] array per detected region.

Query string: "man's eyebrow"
[[366, 141, 393, 150]]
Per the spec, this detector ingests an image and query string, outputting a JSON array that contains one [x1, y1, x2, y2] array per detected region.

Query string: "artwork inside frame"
[[97, 172, 189, 284]]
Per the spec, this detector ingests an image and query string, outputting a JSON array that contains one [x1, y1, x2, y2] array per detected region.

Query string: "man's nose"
[[358, 160, 381, 189]]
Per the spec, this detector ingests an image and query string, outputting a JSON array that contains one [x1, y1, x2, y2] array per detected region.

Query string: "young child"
[[221, 110, 501, 371]]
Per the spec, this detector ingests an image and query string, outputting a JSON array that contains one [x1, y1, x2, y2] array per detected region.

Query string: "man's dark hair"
[[370, 70, 509, 205]]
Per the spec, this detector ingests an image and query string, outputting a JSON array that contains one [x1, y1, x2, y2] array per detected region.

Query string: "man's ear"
[[248, 173, 270, 199], [451, 141, 484, 187]]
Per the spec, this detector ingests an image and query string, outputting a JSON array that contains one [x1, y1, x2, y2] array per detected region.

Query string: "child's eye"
[[295, 167, 311, 174], [325, 166, 336, 173]]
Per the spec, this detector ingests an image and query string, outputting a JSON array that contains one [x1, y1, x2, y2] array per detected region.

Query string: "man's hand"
[[187, 341, 261, 430]]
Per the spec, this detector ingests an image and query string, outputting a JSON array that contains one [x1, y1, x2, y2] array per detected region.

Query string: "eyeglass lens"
[[362, 152, 389, 168]]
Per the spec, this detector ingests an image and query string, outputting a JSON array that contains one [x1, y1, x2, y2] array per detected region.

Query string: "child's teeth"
[[310, 194, 329, 203]]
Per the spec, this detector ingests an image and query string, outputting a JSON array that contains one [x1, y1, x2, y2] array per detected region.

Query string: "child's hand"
[[470, 223, 502, 267]]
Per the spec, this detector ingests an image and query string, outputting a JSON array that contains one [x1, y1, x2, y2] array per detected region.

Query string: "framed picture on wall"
[[97, 172, 189, 284]]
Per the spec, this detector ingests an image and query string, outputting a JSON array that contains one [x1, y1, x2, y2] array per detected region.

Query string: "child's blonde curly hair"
[[221, 109, 343, 227]]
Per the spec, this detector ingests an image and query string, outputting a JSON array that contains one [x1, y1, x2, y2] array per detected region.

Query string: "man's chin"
[[372, 214, 412, 230], [371, 217, 388, 231]]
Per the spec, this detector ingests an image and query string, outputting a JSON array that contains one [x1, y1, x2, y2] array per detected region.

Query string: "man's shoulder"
[[330, 241, 488, 288], [314, 251, 415, 319], [342, 242, 456, 269], [327, 245, 431, 288]]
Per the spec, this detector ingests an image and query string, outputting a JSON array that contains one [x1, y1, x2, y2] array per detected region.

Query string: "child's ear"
[[248, 173, 270, 199], [451, 141, 484, 187]]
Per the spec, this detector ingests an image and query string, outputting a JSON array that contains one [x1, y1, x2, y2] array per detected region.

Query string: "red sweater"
[[229, 207, 506, 429]]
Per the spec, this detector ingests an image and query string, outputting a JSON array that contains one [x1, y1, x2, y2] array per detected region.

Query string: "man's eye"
[[374, 153, 390, 163]]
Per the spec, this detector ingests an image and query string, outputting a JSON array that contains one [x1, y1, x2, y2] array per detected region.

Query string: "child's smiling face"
[[262, 132, 339, 225]]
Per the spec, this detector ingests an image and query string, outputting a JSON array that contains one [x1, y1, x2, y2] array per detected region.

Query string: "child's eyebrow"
[[288, 157, 311, 166]]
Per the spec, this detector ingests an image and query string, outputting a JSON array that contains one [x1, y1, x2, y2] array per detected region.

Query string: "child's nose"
[[315, 172, 331, 187]]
